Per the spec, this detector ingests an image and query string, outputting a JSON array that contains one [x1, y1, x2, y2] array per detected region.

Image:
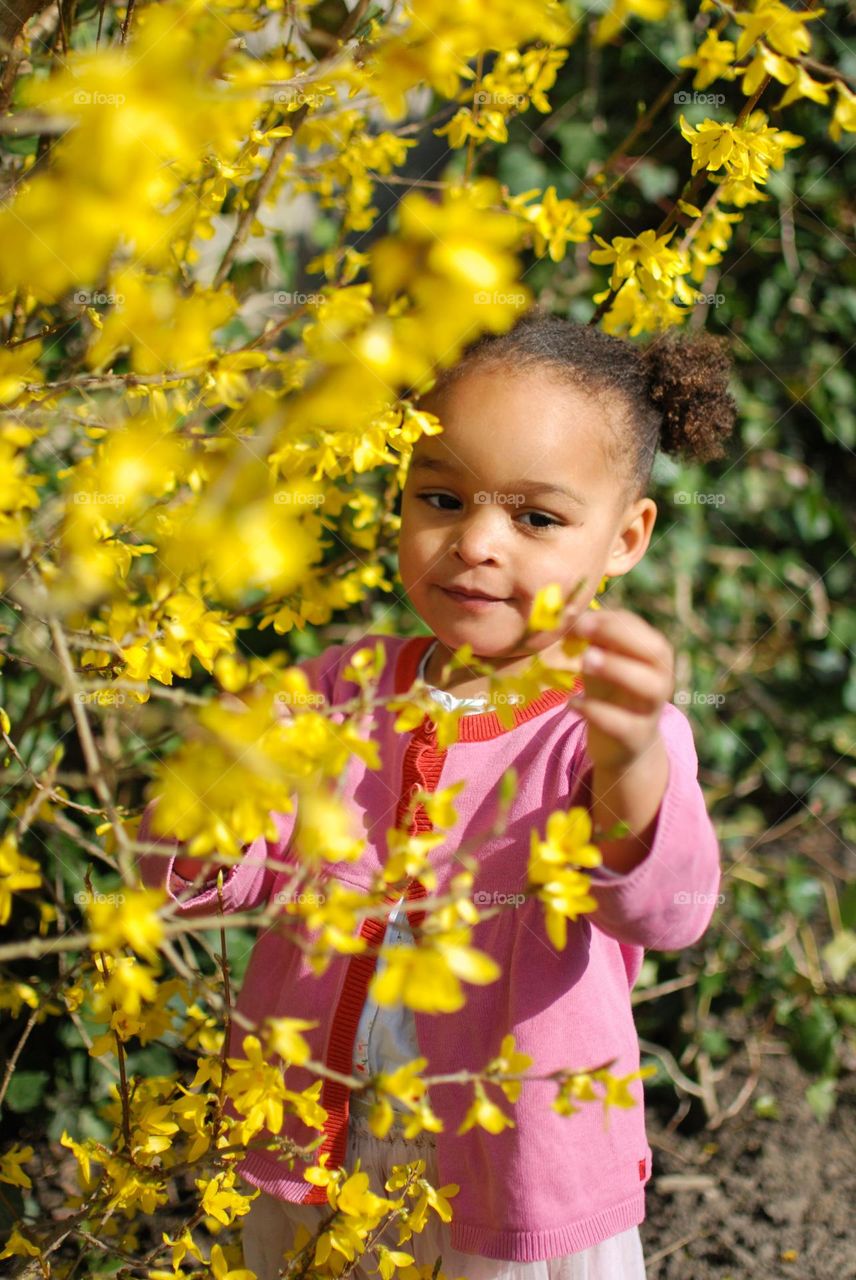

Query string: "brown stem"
[[0, 0, 51, 54]]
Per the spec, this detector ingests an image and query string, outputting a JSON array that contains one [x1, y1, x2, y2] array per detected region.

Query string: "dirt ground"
[[640, 1050, 856, 1280]]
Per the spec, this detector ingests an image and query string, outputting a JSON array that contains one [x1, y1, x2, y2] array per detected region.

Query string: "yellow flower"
[[60, 1131, 103, 1193], [209, 1242, 257, 1280], [336, 1168, 396, 1218], [529, 809, 603, 880], [375, 1057, 429, 1112], [375, 1245, 417, 1280], [86, 886, 166, 963], [520, 186, 601, 263], [417, 779, 466, 830], [0, 1144, 34, 1190], [594, 1064, 657, 1111], [528, 809, 602, 949], [93, 954, 160, 1020], [161, 1229, 204, 1272], [263, 1015, 317, 1066], [677, 32, 737, 89], [552, 1071, 599, 1117], [457, 1081, 515, 1134], [434, 107, 509, 149], [196, 1169, 256, 1226], [485, 1034, 533, 1103], [679, 112, 804, 186], [224, 1035, 288, 1139], [733, 0, 822, 61], [740, 42, 798, 96], [589, 228, 696, 328], [830, 82, 856, 142], [370, 938, 500, 1013], [0, 980, 39, 1017], [0, 834, 41, 925], [171, 1090, 212, 1164], [0, 1227, 41, 1259], [595, 0, 670, 46], [294, 787, 367, 865], [528, 581, 565, 632], [777, 65, 832, 110], [130, 1099, 179, 1159]]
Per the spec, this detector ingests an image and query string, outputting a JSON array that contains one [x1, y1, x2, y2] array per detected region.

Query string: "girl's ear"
[[607, 498, 658, 577]]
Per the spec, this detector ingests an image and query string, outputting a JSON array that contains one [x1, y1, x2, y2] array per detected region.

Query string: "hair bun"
[[642, 332, 737, 464]]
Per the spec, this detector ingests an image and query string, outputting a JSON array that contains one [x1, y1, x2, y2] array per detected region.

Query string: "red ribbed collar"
[[393, 635, 583, 742]]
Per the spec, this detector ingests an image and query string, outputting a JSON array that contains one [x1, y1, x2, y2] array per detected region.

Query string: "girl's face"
[[398, 366, 657, 671]]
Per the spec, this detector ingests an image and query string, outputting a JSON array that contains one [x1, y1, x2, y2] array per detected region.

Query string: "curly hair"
[[414, 308, 738, 504]]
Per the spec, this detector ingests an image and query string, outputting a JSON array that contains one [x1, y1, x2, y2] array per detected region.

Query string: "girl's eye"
[[417, 493, 564, 531], [518, 511, 562, 531], [419, 493, 460, 512]]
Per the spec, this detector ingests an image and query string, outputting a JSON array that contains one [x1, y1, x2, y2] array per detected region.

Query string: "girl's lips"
[[440, 586, 510, 610]]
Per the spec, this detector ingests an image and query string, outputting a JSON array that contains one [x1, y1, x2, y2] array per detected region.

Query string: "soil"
[[640, 1050, 856, 1280]]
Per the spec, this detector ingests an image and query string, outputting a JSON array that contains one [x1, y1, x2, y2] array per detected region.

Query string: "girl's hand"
[[567, 607, 675, 773], [172, 854, 220, 883]]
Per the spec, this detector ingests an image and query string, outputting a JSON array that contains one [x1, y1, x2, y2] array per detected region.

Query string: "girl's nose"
[[451, 506, 504, 564]]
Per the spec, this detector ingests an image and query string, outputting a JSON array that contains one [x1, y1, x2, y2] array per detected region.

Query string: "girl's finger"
[[581, 647, 672, 712], [572, 695, 648, 749], [571, 608, 673, 670]]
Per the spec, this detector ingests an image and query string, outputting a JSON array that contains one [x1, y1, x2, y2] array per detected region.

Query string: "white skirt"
[[241, 1105, 647, 1280]]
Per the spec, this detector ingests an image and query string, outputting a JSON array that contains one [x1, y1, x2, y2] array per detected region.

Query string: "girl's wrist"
[[173, 856, 217, 882], [589, 737, 669, 873]]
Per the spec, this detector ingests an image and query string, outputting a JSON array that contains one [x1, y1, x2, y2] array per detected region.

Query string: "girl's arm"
[[562, 606, 720, 949], [133, 640, 353, 915], [572, 701, 721, 950], [135, 797, 298, 918]]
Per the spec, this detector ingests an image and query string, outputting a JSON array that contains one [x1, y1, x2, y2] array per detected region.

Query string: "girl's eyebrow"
[[411, 456, 589, 507]]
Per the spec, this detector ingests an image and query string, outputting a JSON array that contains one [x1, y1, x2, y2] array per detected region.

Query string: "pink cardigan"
[[136, 632, 721, 1261]]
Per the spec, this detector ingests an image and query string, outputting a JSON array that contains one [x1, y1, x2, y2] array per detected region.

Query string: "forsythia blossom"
[[679, 111, 804, 188]]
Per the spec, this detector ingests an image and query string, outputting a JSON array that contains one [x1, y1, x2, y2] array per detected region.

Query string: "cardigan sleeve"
[[571, 701, 722, 950], [134, 643, 351, 916]]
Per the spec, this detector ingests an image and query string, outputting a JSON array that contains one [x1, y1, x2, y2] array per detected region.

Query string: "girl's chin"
[[428, 623, 532, 656]]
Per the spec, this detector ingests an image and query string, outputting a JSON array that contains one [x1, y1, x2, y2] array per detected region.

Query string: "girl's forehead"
[[426, 366, 612, 430], [415, 372, 617, 479]]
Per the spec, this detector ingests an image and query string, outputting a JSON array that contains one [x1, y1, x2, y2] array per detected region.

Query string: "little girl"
[[137, 311, 736, 1279]]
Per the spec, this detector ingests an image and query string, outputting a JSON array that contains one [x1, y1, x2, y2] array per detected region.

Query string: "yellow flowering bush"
[[0, 0, 850, 1272]]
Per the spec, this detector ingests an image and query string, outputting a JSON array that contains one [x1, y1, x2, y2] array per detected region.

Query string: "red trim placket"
[[302, 635, 582, 1201]]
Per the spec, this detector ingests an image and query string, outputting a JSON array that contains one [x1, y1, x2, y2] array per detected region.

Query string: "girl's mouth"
[[440, 587, 510, 611]]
